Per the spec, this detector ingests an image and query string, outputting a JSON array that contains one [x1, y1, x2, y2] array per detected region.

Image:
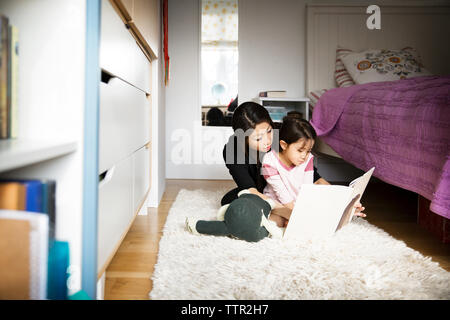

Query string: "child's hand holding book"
[[353, 202, 366, 217]]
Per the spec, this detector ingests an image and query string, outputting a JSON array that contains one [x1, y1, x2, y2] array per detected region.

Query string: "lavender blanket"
[[310, 76, 450, 219]]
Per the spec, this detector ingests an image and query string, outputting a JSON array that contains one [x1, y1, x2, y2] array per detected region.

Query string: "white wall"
[[165, 0, 232, 179], [166, 0, 306, 179], [239, 0, 306, 102]]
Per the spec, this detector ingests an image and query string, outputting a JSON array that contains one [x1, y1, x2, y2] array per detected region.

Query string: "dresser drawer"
[[97, 156, 133, 273], [100, 0, 150, 93], [132, 145, 150, 213], [99, 76, 150, 174]]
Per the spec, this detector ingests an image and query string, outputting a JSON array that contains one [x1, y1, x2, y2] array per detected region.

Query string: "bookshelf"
[[0, 0, 100, 299], [0, 0, 155, 300]]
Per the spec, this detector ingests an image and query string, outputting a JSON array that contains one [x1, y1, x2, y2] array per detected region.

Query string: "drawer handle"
[[101, 69, 115, 84], [100, 69, 150, 96], [99, 166, 115, 188], [100, 69, 151, 99]]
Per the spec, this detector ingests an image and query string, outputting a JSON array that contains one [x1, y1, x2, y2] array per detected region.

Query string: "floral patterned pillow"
[[341, 47, 432, 84]]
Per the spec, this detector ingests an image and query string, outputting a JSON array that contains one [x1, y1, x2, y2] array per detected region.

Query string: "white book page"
[[283, 184, 354, 240], [347, 167, 375, 223]]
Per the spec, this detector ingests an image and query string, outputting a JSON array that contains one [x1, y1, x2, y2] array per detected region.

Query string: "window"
[[201, 0, 238, 126]]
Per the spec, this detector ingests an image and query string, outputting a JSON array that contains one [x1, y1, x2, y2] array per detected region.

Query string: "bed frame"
[[305, 2, 450, 243], [306, 2, 450, 158]]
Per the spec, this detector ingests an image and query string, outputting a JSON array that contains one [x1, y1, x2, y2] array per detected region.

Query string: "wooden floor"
[[104, 179, 450, 300]]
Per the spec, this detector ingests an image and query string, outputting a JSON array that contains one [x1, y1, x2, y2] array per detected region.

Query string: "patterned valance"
[[202, 0, 238, 48]]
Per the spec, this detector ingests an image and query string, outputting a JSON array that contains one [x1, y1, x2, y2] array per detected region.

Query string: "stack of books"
[[259, 90, 286, 98], [0, 179, 56, 237], [0, 14, 19, 139], [0, 179, 70, 299]]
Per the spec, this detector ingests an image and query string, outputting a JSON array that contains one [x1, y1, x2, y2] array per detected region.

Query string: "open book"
[[283, 167, 375, 240]]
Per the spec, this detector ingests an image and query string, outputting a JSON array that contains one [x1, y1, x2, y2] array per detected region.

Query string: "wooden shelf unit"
[[0, 0, 99, 298]]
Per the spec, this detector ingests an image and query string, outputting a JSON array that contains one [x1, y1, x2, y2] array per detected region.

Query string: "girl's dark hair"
[[231, 101, 274, 165], [232, 101, 274, 132], [279, 113, 317, 150]]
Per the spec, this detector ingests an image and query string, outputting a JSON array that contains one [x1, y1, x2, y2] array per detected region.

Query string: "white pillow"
[[341, 47, 432, 84]]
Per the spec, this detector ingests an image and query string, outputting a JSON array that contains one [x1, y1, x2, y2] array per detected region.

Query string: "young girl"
[[262, 114, 365, 227]]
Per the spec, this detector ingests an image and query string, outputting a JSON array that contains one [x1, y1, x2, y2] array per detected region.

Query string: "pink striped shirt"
[[261, 150, 314, 204]]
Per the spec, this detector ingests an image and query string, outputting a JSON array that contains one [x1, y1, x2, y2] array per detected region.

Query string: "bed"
[[305, 3, 450, 242]]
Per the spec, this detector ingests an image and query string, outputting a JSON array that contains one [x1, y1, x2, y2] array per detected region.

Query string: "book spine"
[[43, 180, 56, 239], [6, 25, 11, 138], [0, 18, 2, 137], [9, 25, 18, 138], [0, 182, 26, 210], [266, 92, 286, 98], [47, 240, 69, 300], [0, 16, 9, 139], [24, 181, 44, 213], [259, 91, 287, 98]]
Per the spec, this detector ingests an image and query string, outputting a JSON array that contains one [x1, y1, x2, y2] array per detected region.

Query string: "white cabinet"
[[100, 0, 150, 93], [97, 0, 151, 280]]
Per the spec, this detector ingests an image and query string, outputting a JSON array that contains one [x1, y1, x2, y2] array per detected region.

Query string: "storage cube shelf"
[[258, 97, 310, 122]]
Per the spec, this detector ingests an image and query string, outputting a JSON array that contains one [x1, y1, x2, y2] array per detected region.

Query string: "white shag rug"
[[149, 188, 450, 300]]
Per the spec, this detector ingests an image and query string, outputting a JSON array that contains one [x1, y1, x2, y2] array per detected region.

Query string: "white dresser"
[[97, 0, 151, 281]]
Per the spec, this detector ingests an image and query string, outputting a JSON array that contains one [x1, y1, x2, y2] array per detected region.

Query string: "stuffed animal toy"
[[186, 190, 283, 242]]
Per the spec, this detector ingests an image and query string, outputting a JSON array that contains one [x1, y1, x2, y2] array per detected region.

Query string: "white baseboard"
[[96, 273, 105, 300]]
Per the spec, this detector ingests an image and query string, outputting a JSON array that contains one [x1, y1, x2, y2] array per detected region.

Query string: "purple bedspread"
[[310, 76, 450, 219]]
